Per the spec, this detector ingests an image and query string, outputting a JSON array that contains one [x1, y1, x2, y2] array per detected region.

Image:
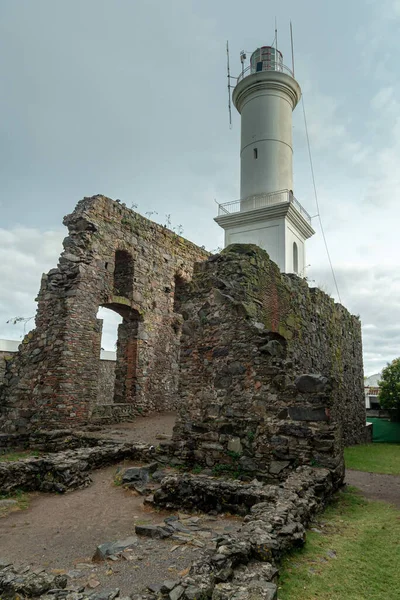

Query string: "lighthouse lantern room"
[[215, 41, 315, 276]]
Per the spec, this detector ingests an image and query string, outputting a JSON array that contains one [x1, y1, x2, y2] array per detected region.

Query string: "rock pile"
[[0, 562, 127, 600]]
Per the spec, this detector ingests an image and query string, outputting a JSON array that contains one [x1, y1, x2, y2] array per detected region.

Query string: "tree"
[[378, 358, 400, 420]]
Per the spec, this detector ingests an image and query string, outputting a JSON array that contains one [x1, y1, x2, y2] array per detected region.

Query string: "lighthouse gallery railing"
[[217, 190, 312, 224], [236, 63, 295, 84]]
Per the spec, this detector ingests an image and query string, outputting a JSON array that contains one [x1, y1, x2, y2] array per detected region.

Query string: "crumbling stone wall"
[[170, 245, 365, 481], [0, 352, 11, 387], [0, 195, 208, 432], [1, 346, 117, 407]]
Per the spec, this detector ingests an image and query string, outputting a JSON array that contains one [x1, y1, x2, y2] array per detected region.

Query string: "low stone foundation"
[[0, 464, 340, 600], [0, 428, 112, 454], [91, 403, 136, 423], [0, 441, 151, 495], [151, 467, 337, 599]]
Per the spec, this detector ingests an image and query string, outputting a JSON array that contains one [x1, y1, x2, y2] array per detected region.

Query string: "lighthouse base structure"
[[215, 199, 315, 275]]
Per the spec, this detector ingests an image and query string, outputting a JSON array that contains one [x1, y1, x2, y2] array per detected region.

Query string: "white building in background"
[[215, 44, 314, 275], [364, 372, 381, 409], [0, 339, 19, 354]]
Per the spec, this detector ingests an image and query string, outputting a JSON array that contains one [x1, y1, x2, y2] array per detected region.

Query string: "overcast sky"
[[1, 0, 400, 376]]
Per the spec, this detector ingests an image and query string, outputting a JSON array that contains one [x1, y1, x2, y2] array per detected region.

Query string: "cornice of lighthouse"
[[215, 202, 315, 240], [232, 71, 301, 113]]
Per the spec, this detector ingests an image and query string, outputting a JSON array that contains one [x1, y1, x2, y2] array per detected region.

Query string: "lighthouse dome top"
[[238, 45, 294, 82]]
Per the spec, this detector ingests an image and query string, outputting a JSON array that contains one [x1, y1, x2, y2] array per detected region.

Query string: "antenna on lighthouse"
[[226, 41, 232, 128], [240, 50, 246, 77], [290, 20, 295, 76]]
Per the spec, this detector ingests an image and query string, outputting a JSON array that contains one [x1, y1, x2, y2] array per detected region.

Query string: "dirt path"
[[0, 461, 240, 596], [95, 412, 176, 445], [346, 469, 400, 508]]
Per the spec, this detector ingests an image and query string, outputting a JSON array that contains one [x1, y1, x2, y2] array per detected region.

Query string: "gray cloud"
[[309, 264, 400, 375]]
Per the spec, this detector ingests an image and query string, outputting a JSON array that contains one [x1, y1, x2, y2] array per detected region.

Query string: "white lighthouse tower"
[[215, 44, 314, 275]]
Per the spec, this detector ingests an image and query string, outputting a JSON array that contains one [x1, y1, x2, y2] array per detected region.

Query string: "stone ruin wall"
[[1, 348, 116, 407], [170, 244, 365, 483], [0, 195, 208, 432], [0, 351, 10, 389], [0, 194, 365, 471]]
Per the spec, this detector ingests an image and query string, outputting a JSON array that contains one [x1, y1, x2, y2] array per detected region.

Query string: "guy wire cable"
[[301, 94, 342, 304]]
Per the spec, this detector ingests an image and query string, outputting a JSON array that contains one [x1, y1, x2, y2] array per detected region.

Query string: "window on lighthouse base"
[[293, 242, 299, 274]]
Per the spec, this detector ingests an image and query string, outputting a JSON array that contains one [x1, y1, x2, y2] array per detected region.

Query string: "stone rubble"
[[0, 465, 338, 599], [93, 538, 139, 562], [121, 463, 160, 495], [144, 466, 336, 600]]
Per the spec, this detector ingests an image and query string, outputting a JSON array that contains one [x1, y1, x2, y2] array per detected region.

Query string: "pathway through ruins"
[[0, 412, 242, 596], [1, 412, 399, 596], [94, 411, 177, 445], [345, 469, 400, 508]]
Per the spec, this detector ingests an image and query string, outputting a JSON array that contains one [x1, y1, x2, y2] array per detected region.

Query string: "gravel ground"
[[0, 462, 241, 596], [346, 468, 400, 508]]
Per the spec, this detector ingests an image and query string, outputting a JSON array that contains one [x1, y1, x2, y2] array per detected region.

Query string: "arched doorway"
[[95, 302, 142, 407]]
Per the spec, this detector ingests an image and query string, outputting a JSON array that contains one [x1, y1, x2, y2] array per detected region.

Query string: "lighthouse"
[[215, 44, 314, 275]]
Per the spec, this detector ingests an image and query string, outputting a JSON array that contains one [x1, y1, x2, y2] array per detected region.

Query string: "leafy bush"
[[378, 358, 400, 420]]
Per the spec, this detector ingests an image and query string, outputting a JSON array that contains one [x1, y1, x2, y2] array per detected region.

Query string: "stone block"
[[288, 406, 328, 422], [93, 536, 138, 561], [268, 461, 290, 474], [135, 524, 172, 539], [227, 437, 243, 454], [295, 374, 330, 393]]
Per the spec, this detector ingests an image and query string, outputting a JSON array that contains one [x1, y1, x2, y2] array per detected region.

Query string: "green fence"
[[367, 417, 400, 443]]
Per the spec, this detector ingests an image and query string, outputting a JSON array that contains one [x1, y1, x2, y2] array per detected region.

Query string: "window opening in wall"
[[173, 273, 186, 314], [114, 250, 134, 299], [293, 242, 299, 274], [253, 148, 258, 159]]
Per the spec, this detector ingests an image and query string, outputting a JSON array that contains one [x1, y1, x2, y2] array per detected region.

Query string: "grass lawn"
[[344, 443, 400, 475], [278, 487, 400, 600]]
